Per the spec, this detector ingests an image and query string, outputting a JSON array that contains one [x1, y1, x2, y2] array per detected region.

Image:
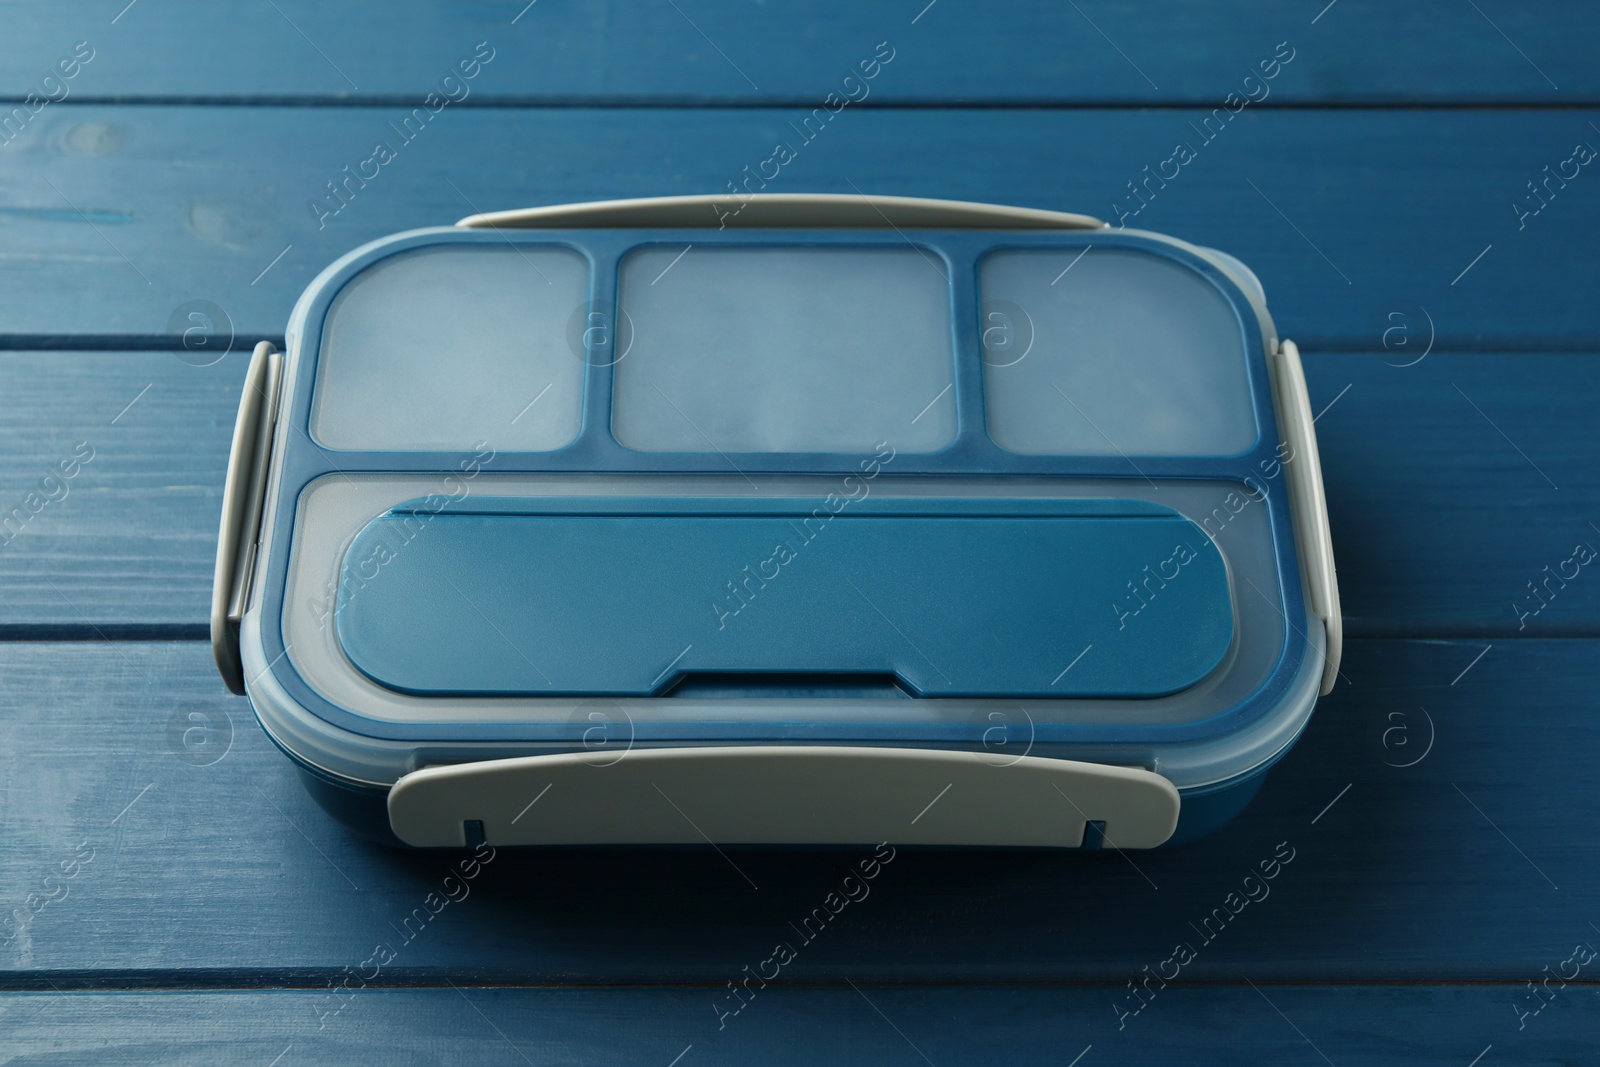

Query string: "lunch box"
[[212, 194, 1340, 849]]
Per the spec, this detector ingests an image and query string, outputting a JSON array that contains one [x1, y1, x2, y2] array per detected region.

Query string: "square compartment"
[[312, 246, 589, 451], [981, 248, 1257, 456], [612, 246, 957, 453]]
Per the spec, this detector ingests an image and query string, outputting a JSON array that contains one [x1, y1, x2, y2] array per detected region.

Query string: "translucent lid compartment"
[[332, 497, 1234, 699], [311, 246, 588, 451], [611, 247, 957, 453], [980, 248, 1257, 456]]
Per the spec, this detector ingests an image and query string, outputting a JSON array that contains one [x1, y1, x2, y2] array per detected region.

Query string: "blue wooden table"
[[3, 2, 1598, 1062]]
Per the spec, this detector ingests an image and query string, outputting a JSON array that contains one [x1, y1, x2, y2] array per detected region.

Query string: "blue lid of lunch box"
[[248, 220, 1311, 747]]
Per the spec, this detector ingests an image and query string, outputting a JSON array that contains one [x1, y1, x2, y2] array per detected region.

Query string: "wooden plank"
[[1, 984, 1595, 1064], [4, 350, 1596, 634], [1302, 354, 1600, 637], [0, 638, 1594, 982], [1, 1, 1593, 105], [0, 351, 239, 635], [0, 107, 1596, 346]]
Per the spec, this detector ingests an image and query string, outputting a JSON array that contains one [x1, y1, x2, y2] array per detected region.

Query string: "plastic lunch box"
[[212, 194, 1340, 850]]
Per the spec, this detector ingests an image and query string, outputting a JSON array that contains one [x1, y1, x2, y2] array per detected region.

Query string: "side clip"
[[212, 341, 285, 694], [1273, 339, 1342, 695], [388, 746, 1180, 849], [456, 193, 1105, 231]]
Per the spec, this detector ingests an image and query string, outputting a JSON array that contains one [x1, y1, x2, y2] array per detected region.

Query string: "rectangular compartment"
[[332, 496, 1233, 698]]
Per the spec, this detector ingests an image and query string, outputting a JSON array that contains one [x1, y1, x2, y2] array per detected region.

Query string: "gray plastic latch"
[[1273, 339, 1342, 695], [212, 341, 284, 694], [387, 746, 1180, 849]]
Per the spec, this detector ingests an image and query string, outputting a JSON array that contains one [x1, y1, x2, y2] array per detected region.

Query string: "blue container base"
[[1162, 768, 1271, 847]]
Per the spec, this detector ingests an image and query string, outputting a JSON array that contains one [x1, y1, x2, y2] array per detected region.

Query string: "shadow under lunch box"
[[212, 194, 1341, 850]]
